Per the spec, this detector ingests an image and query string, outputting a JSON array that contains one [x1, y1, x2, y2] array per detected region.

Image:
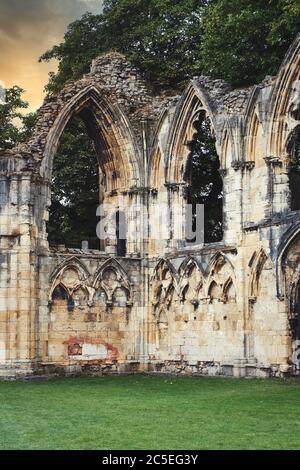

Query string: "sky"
[[0, 0, 103, 111]]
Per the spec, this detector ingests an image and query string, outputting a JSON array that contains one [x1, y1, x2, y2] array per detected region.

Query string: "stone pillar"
[[0, 167, 40, 377]]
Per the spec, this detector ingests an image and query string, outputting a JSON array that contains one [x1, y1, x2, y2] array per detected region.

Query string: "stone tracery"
[[2, 37, 300, 377]]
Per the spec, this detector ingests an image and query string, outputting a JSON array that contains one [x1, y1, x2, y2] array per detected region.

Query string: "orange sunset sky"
[[0, 0, 103, 111]]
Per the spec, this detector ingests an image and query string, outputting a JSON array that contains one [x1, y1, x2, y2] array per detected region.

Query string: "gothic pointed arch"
[[166, 81, 218, 184], [151, 258, 178, 283], [92, 258, 132, 302], [208, 280, 221, 303], [148, 98, 182, 189], [166, 81, 224, 243], [178, 257, 203, 302], [267, 33, 300, 158], [178, 256, 204, 276], [277, 222, 300, 299], [222, 277, 236, 304], [245, 109, 265, 167], [151, 259, 177, 312], [220, 124, 237, 169], [50, 256, 90, 283], [205, 252, 235, 278], [37, 84, 141, 191], [49, 257, 90, 301], [205, 252, 235, 300], [249, 249, 269, 301]]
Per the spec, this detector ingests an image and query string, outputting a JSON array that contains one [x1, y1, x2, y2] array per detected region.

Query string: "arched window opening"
[[47, 116, 100, 249], [52, 285, 68, 301], [288, 126, 300, 211], [291, 280, 300, 341], [184, 111, 223, 243], [116, 210, 127, 257]]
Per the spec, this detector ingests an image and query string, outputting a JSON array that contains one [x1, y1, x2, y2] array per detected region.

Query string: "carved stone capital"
[[126, 186, 157, 196], [244, 161, 255, 171], [264, 156, 283, 167], [231, 161, 255, 171], [165, 181, 187, 192]]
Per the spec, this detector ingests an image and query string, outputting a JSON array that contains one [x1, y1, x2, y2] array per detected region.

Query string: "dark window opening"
[[291, 281, 300, 341], [47, 116, 100, 249], [52, 285, 68, 301], [184, 111, 223, 244], [288, 125, 300, 211], [116, 210, 127, 257]]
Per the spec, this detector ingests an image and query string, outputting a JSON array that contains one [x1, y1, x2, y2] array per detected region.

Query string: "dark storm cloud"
[[0, 0, 102, 40], [0, 0, 103, 109]]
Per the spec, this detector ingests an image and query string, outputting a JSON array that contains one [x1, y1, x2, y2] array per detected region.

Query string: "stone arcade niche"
[[150, 254, 238, 365], [48, 259, 133, 364], [184, 110, 223, 243]]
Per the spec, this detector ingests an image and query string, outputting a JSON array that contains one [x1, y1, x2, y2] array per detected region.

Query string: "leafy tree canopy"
[[40, 0, 209, 93], [3, 0, 300, 247], [185, 112, 223, 243], [0, 86, 36, 150], [201, 0, 300, 86], [47, 117, 100, 249], [40, 0, 300, 93]]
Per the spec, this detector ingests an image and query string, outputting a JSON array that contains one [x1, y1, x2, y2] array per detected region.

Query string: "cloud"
[[0, 0, 103, 110]]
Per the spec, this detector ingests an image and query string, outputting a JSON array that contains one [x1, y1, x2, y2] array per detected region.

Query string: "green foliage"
[[201, 0, 300, 86], [0, 86, 35, 150], [40, 0, 208, 93], [40, 13, 106, 94], [185, 113, 223, 243], [47, 117, 100, 249], [18, 112, 38, 143], [40, 0, 300, 92], [102, 0, 207, 90], [34, 0, 300, 246]]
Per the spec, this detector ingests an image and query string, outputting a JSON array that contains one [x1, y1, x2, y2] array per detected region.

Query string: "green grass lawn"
[[0, 375, 300, 450]]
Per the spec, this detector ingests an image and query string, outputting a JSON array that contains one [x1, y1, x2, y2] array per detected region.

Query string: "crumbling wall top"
[[194, 75, 254, 115], [3, 51, 175, 168]]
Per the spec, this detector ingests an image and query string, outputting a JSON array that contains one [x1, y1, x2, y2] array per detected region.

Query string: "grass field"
[[0, 375, 300, 450]]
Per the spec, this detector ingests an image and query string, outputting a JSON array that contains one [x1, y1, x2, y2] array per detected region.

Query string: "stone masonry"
[[1, 35, 300, 378]]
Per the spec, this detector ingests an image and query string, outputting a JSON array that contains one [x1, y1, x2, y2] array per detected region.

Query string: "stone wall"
[[1, 36, 300, 378]]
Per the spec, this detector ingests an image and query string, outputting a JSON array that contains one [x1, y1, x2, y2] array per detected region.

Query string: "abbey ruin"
[[1, 34, 300, 379]]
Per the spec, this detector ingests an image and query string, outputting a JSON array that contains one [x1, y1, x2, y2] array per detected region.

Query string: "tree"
[[38, 0, 300, 247], [39, 1, 214, 248], [40, 0, 209, 93], [18, 112, 38, 143], [201, 0, 300, 86], [0, 86, 35, 150], [102, 0, 208, 90], [185, 112, 223, 243], [40, 13, 106, 94], [47, 117, 100, 249]]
